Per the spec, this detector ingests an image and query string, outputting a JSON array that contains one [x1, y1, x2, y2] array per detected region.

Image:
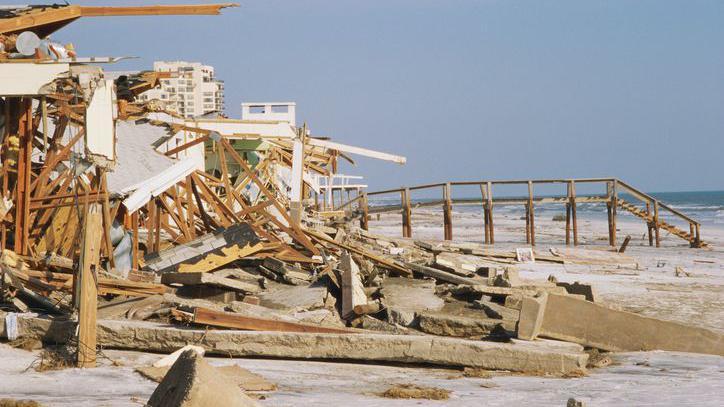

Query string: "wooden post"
[[528, 181, 535, 246], [611, 179, 618, 246], [646, 201, 654, 246], [689, 223, 695, 248], [99, 170, 114, 269], [443, 183, 453, 241], [565, 181, 572, 245], [487, 182, 494, 244], [14, 98, 32, 255], [695, 223, 701, 247], [1, 98, 11, 251], [360, 192, 369, 231], [77, 203, 102, 368], [480, 183, 489, 244], [653, 200, 660, 247], [401, 188, 412, 238], [525, 203, 531, 244], [606, 182, 614, 247], [131, 211, 139, 269], [154, 198, 161, 252], [146, 200, 156, 252], [570, 180, 578, 246]]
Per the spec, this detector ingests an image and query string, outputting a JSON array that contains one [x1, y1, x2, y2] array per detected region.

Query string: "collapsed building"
[[0, 3, 721, 405]]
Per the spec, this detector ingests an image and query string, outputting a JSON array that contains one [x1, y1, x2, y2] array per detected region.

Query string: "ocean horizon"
[[367, 190, 724, 227]]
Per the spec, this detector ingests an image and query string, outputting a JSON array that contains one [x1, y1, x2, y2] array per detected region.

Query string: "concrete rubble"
[[0, 2, 721, 406]]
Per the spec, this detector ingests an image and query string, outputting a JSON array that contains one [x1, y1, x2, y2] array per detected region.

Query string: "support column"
[[14, 98, 33, 255], [360, 192, 369, 231], [77, 203, 102, 368], [487, 182, 494, 244], [646, 202, 654, 246], [401, 188, 412, 238], [653, 200, 661, 247], [528, 181, 535, 246], [480, 183, 489, 244], [443, 183, 453, 241], [565, 182, 572, 245], [611, 179, 618, 246], [289, 124, 306, 224], [131, 211, 139, 269], [570, 180, 578, 246]]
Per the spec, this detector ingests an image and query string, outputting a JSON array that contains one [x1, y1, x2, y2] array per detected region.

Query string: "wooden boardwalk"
[[331, 178, 704, 248]]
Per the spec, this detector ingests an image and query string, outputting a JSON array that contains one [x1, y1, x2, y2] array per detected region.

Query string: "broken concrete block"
[[518, 293, 724, 355], [418, 312, 514, 337], [147, 349, 258, 407], [555, 282, 597, 302], [493, 268, 521, 287], [473, 299, 520, 321], [517, 294, 548, 341], [381, 277, 444, 327], [387, 307, 417, 327]]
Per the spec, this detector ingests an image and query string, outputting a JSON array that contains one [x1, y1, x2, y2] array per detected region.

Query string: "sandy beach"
[[1, 206, 722, 406]]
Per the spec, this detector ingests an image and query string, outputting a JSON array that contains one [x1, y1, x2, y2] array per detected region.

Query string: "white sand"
[[0, 207, 722, 405]]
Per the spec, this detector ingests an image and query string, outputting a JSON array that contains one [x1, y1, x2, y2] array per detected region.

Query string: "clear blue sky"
[[38, 0, 724, 192]]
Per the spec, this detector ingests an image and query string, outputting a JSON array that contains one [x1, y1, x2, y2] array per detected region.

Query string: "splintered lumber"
[[191, 307, 357, 334], [518, 293, 724, 356], [305, 228, 412, 276], [177, 243, 264, 273], [162, 272, 260, 294], [77, 203, 103, 368], [79, 4, 238, 17], [1, 313, 589, 376], [340, 252, 366, 318], [144, 223, 261, 274], [18, 269, 166, 297], [405, 262, 481, 285]]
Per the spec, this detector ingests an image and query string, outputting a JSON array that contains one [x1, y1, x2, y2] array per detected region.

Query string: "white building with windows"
[[138, 61, 224, 118]]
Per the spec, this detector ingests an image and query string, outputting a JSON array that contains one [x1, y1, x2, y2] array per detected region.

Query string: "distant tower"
[[138, 61, 225, 118]]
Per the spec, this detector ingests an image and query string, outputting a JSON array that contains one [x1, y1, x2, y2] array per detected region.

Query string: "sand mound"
[[146, 349, 258, 407], [380, 383, 450, 400]]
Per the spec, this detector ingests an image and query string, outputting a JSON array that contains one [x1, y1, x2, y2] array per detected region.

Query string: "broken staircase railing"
[[339, 178, 704, 248]]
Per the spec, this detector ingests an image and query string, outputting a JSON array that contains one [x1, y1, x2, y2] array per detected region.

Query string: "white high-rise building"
[[138, 61, 224, 118]]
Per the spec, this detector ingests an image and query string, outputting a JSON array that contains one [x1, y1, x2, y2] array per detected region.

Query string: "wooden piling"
[[443, 183, 452, 241], [646, 201, 654, 246], [486, 182, 494, 244], [611, 179, 618, 246], [653, 200, 661, 247], [360, 192, 369, 231], [527, 181, 535, 246], [570, 180, 578, 246], [565, 182, 572, 245], [480, 183, 489, 244], [401, 188, 412, 238]]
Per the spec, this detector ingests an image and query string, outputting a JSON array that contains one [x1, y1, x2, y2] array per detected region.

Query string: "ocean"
[[368, 190, 724, 228]]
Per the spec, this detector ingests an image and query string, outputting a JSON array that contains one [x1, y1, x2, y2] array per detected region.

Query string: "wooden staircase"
[[617, 198, 706, 247]]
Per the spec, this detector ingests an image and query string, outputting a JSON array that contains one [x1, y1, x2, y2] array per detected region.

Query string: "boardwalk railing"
[[335, 178, 704, 248]]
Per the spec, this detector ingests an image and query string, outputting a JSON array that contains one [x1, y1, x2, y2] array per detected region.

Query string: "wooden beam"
[[77, 203, 102, 368], [79, 4, 237, 17]]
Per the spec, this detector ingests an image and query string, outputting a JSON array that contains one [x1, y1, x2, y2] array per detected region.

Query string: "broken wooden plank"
[[161, 272, 260, 294], [405, 262, 481, 285]]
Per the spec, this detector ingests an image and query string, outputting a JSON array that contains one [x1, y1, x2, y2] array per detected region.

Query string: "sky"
[[29, 0, 724, 192]]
